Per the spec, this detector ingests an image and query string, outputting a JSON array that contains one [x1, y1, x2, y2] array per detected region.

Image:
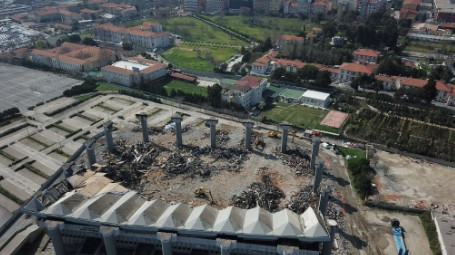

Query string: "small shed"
[[300, 90, 330, 108]]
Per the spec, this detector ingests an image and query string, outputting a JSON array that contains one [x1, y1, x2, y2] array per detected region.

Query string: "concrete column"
[[171, 114, 183, 147], [206, 118, 218, 149], [84, 140, 96, 168], [46, 221, 66, 255], [318, 187, 330, 216], [103, 121, 114, 152], [63, 161, 75, 178], [277, 245, 299, 255], [280, 123, 292, 153], [242, 121, 254, 150], [322, 220, 338, 255], [158, 232, 174, 255], [135, 113, 149, 143], [100, 226, 118, 255], [217, 238, 236, 255], [310, 139, 321, 171], [314, 161, 324, 193]]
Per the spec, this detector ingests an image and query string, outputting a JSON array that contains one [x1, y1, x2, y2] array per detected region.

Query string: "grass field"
[[204, 15, 316, 41], [162, 45, 238, 72], [338, 147, 366, 160], [404, 40, 455, 54], [164, 80, 208, 97], [260, 102, 336, 132], [122, 17, 246, 46]]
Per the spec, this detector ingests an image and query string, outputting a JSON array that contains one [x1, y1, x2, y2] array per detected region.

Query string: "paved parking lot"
[[0, 63, 82, 112]]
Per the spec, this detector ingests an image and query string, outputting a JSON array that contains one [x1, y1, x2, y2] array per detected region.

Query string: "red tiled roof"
[[353, 49, 380, 58], [234, 75, 263, 93], [279, 35, 304, 41], [396, 77, 427, 88], [339, 63, 375, 74], [375, 74, 394, 83], [171, 72, 196, 82]]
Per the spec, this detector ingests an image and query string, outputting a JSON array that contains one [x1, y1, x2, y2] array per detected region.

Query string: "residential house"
[[253, 0, 282, 13], [277, 35, 305, 48], [102, 57, 167, 86], [312, 0, 331, 14], [222, 75, 268, 108], [95, 22, 170, 49], [338, 62, 376, 82], [375, 74, 395, 90], [353, 49, 381, 64], [99, 3, 137, 19], [283, 0, 300, 15], [32, 42, 116, 73]]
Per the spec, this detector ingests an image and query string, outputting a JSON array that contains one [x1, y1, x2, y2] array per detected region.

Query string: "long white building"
[[95, 22, 170, 49], [102, 57, 167, 86]]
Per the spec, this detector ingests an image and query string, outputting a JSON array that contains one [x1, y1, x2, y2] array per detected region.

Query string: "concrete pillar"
[[319, 187, 330, 216], [84, 140, 96, 168], [100, 226, 118, 255], [206, 118, 218, 149], [46, 221, 66, 255], [171, 114, 183, 147], [135, 113, 149, 143], [63, 161, 75, 178], [158, 232, 174, 255], [280, 123, 292, 153], [103, 121, 114, 152], [322, 220, 338, 255], [314, 161, 324, 193], [277, 245, 299, 255], [243, 121, 254, 150], [310, 139, 321, 171], [217, 238, 236, 255]]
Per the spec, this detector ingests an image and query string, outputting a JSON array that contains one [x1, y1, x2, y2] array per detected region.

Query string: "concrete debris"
[[101, 140, 249, 191], [286, 186, 317, 214], [216, 130, 230, 146], [277, 149, 311, 175], [231, 173, 285, 212]]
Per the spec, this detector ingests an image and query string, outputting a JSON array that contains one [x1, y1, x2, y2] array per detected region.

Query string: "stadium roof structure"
[[23, 171, 330, 242]]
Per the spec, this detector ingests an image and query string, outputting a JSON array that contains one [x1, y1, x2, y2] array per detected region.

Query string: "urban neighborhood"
[[0, 0, 454, 254]]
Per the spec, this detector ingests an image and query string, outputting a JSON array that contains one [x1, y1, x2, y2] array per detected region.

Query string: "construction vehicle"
[[391, 219, 409, 255], [266, 131, 280, 138]]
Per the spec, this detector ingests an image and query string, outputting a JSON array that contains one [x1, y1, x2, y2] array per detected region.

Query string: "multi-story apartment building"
[[102, 57, 167, 86], [276, 34, 305, 48], [95, 22, 170, 49], [222, 75, 268, 108], [205, 0, 225, 12], [352, 48, 381, 64], [31, 42, 116, 74], [357, 0, 386, 16], [184, 0, 199, 12], [298, 0, 312, 14], [253, 0, 282, 13], [338, 62, 376, 82]]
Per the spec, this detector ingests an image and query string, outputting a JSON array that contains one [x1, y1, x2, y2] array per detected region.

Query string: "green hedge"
[[419, 212, 442, 255]]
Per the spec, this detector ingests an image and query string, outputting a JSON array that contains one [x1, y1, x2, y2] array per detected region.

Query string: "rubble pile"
[[286, 186, 317, 214], [103, 140, 163, 190], [231, 173, 285, 212], [278, 149, 311, 175], [101, 140, 249, 189], [216, 130, 230, 146]]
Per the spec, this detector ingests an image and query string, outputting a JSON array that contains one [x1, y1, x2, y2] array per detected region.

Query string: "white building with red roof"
[[338, 62, 377, 82], [222, 75, 268, 108], [101, 57, 167, 86], [95, 22, 170, 49], [277, 35, 305, 48], [353, 48, 381, 64]]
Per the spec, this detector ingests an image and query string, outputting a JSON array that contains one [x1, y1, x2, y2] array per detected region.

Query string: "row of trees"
[[0, 107, 20, 123], [63, 79, 97, 97], [271, 65, 332, 87]]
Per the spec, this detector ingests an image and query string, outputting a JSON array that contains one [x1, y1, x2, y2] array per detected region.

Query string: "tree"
[[422, 78, 437, 103], [314, 71, 332, 87], [242, 51, 251, 63], [71, 21, 79, 32], [82, 37, 98, 46], [207, 84, 222, 107], [271, 67, 286, 80], [298, 65, 319, 81], [68, 34, 81, 43], [378, 56, 404, 76], [122, 41, 133, 51], [261, 37, 273, 52], [351, 75, 376, 91]]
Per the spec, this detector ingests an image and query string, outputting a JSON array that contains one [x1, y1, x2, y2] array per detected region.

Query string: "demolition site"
[[21, 102, 347, 255]]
